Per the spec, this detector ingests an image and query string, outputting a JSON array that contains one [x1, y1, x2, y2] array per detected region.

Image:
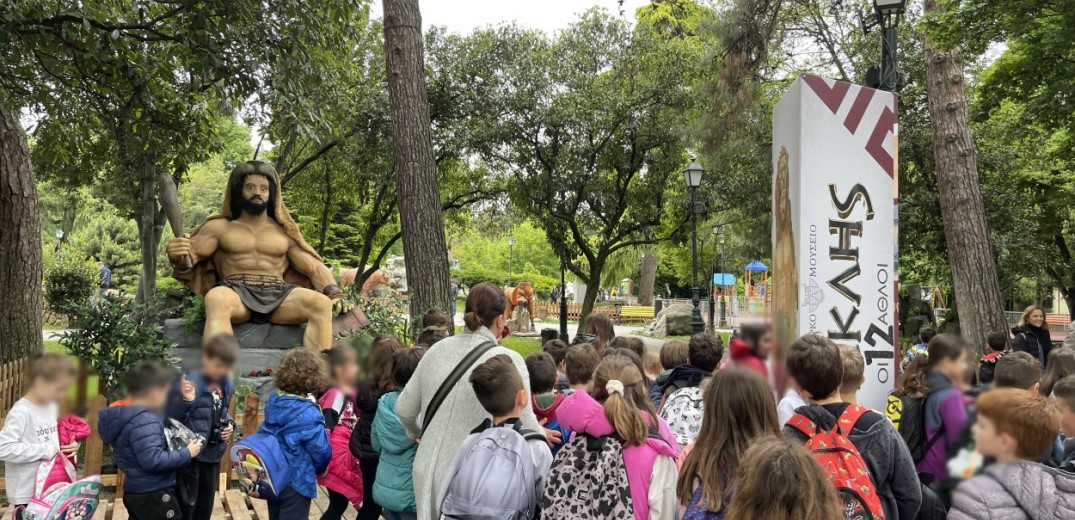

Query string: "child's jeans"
[[268, 487, 311, 520], [123, 487, 181, 520], [383, 510, 418, 520]]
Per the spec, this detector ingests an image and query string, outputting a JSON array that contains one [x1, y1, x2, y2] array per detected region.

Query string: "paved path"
[[43, 329, 72, 341]]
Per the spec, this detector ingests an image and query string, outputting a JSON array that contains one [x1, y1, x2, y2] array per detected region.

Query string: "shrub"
[[44, 247, 98, 316], [60, 296, 178, 400]]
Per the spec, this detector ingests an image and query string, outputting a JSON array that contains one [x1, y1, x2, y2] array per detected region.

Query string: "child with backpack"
[[916, 334, 970, 482], [351, 335, 403, 520], [551, 350, 680, 520], [261, 348, 332, 520], [372, 347, 426, 520], [977, 332, 1007, 386], [99, 363, 203, 520], [724, 435, 844, 520], [0, 353, 79, 518], [318, 346, 364, 520], [676, 368, 781, 519], [948, 388, 1074, 520], [166, 334, 238, 520], [438, 354, 552, 519], [525, 352, 572, 456], [660, 334, 723, 448], [783, 333, 921, 520]]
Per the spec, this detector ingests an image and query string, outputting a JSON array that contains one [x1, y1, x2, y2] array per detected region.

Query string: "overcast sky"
[[371, 0, 652, 34]]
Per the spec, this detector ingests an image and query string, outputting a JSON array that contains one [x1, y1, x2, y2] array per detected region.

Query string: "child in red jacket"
[[318, 347, 364, 520]]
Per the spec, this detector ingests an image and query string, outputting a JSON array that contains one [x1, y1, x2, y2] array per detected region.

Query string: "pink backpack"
[[19, 454, 102, 520]]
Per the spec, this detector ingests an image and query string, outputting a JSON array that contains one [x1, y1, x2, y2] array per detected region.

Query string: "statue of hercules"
[[166, 161, 352, 350]]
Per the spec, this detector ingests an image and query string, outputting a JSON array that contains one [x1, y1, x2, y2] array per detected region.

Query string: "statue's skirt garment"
[[219, 274, 297, 324]]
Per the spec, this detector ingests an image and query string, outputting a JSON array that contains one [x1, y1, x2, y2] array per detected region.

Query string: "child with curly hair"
[[264, 348, 332, 520]]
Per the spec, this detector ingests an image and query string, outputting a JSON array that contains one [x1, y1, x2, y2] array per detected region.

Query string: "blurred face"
[[757, 331, 776, 357], [334, 356, 360, 386], [34, 374, 74, 404], [1058, 400, 1075, 438], [936, 350, 970, 385], [201, 354, 233, 381], [973, 415, 1015, 459], [143, 386, 170, 410], [1029, 309, 1045, 328]]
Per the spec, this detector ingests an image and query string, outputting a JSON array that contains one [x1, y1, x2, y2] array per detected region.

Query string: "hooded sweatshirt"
[[728, 338, 768, 378], [557, 391, 680, 520], [0, 398, 59, 504], [532, 393, 571, 457], [98, 403, 191, 494], [917, 370, 968, 480], [948, 461, 1075, 520], [784, 403, 922, 520], [659, 364, 711, 399]]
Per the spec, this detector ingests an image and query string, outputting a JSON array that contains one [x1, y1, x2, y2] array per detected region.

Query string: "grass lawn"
[[45, 340, 100, 402], [500, 335, 543, 357]]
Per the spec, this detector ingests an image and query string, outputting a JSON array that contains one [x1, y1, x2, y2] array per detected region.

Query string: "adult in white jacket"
[[395, 282, 552, 520]]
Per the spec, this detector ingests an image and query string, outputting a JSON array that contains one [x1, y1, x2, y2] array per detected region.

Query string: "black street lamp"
[[862, 0, 908, 92], [559, 254, 569, 342], [507, 236, 516, 286], [684, 159, 705, 335]]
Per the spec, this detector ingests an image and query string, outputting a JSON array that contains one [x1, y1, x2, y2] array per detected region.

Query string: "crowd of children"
[[6, 297, 1075, 520]]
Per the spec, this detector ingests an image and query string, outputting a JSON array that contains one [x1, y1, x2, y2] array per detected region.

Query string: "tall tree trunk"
[[923, 0, 1008, 354], [383, 0, 452, 332], [576, 258, 605, 334], [0, 106, 43, 361], [136, 157, 158, 302], [637, 252, 658, 306]]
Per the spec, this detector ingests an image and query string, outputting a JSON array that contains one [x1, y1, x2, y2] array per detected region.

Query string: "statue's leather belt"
[[224, 274, 285, 288]]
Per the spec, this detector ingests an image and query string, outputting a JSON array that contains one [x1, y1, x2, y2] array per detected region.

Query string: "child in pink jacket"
[[318, 347, 364, 519], [556, 351, 680, 520]]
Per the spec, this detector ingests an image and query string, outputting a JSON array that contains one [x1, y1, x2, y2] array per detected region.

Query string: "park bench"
[[618, 305, 655, 324]]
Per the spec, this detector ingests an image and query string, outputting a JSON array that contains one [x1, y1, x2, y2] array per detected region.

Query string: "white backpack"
[[660, 386, 704, 449], [438, 420, 547, 520]]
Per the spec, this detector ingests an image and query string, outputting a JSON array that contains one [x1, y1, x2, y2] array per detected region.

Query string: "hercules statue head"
[[227, 161, 279, 221]]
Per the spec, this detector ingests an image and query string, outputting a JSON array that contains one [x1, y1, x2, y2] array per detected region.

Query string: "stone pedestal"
[[165, 308, 368, 401]]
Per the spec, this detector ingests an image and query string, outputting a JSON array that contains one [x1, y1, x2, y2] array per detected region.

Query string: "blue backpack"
[[230, 423, 306, 501]]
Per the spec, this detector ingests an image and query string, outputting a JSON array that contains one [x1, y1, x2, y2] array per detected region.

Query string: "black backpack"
[[886, 391, 944, 463]]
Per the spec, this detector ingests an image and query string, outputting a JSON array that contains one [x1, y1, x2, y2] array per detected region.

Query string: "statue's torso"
[[210, 219, 291, 279]]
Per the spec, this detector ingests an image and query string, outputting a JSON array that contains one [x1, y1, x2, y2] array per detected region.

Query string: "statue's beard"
[[240, 197, 268, 216]]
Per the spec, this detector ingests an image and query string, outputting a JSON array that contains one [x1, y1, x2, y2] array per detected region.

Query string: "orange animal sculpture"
[[340, 266, 391, 295], [505, 282, 535, 321]]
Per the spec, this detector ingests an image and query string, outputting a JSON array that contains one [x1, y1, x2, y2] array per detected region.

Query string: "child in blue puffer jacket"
[[263, 348, 332, 520], [371, 347, 425, 520], [100, 363, 203, 520]]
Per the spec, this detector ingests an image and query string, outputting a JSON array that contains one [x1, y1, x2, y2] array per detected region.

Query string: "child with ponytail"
[[555, 350, 680, 519], [317, 346, 363, 520]]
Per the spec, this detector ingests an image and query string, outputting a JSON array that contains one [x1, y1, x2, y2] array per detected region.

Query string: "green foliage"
[[43, 247, 97, 315], [60, 296, 178, 400]]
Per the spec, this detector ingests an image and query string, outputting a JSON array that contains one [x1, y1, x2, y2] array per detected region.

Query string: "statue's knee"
[[306, 293, 332, 316], [205, 288, 230, 310]]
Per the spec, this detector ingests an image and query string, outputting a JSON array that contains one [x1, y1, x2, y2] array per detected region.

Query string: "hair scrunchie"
[[606, 379, 625, 396]]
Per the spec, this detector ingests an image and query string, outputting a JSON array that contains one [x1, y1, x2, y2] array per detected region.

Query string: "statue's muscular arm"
[[167, 219, 225, 270], [287, 239, 336, 293]]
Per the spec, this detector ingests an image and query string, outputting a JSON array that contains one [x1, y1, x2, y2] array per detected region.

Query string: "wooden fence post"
[[83, 394, 107, 478], [242, 393, 260, 435]]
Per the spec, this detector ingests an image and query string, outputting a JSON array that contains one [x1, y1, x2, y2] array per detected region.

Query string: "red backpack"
[[787, 405, 886, 520]]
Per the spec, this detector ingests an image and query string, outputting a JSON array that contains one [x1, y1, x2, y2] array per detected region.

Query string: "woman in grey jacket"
[[395, 283, 551, 520]]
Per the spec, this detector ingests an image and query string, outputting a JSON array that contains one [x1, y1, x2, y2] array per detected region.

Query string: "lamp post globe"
[[684, 159, 706, 335]]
